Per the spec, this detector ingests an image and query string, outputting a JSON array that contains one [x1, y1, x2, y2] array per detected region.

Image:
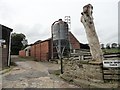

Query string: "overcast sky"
[[0, 0, 119, 45]]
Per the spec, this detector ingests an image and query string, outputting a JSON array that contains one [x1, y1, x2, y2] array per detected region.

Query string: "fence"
[[71, 50, 120, 60], [70, 49, 91, 60], [102, 67, 120, 80], [103, 53, 120, 58], [70, 50, 120, 81], [102, 60, 120, 81]]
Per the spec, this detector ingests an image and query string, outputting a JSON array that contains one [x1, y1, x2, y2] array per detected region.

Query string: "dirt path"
[[2, 56, 79, 88]]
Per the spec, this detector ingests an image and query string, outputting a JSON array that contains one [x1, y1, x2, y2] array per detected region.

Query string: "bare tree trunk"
[[81, 4, 103, 62]]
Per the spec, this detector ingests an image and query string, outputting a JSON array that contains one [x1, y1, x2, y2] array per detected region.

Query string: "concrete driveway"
[[1, 56, 79, 88]]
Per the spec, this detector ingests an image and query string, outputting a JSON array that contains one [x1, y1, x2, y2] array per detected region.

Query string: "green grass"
[[102, 48, 120, 54]]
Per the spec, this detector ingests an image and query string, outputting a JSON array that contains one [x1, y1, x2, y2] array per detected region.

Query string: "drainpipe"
[[8, 32, 11, 67], [51, 25, 54, 60], [40, 42, 41, 61]]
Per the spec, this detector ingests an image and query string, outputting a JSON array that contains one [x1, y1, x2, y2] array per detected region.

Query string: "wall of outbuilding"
[[19, 50, 26, 57], [19, 32, 81, 61], [40, 41, 49, 61], [0, 24, 13, 69], [30, 40, 50, 61], [69, 32, 80, 50], [35, 44, 40, 61], [30, 45, 35, 57]]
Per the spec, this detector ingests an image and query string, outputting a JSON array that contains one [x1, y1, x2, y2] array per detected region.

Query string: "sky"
[[0, 0, 119, 45]]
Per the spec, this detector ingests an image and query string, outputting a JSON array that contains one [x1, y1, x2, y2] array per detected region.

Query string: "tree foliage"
[[106, 43, 111, 49], [11, 33, 27, 55]]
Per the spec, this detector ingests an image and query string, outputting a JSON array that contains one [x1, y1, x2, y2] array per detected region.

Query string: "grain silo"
[[51, 19, 70, 59]]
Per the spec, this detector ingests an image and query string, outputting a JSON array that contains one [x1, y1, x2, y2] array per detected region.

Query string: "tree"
[[111, 43, 117, 48], [106, 43, 111, 49], [101, 44, 105, 49], [118, 44, 120, 49], [11, 33, 27, 55], [81, 4, 103, 62]]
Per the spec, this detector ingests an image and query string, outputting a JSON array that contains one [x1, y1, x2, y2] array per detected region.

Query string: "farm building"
[[0, 24, 13, 69], [31, 39, 51, 61], [19, 19, 83, 61], [19, 45, 31, 57], [19, 31, 80, 61]]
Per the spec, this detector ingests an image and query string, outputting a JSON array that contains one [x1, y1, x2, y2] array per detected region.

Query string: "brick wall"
[[19, 50, 26, 57], [69, 32, 80, 50], [35, 43, 41, 61], [41, 41, 49, 61], [19, 32, 80, 61], [30, 45, 35, 57], [30, 40, 50, 61]]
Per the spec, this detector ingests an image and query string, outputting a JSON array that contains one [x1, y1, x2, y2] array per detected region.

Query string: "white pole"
[[8, 32, 11, 67]]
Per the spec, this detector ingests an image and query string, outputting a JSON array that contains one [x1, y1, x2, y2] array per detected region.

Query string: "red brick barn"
[[69, 31, 80, 50], [19, 32, 81, 61], [30, 39, 51, 61], [19, 50, 26, 57], [19, 46, 31, 57]]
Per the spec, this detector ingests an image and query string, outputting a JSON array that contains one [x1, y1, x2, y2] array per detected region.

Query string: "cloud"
[[0, 0, 15, 25], [70, 27, 88, 44], [0, 0, 118, 45], [13, 24, 51, 44]]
